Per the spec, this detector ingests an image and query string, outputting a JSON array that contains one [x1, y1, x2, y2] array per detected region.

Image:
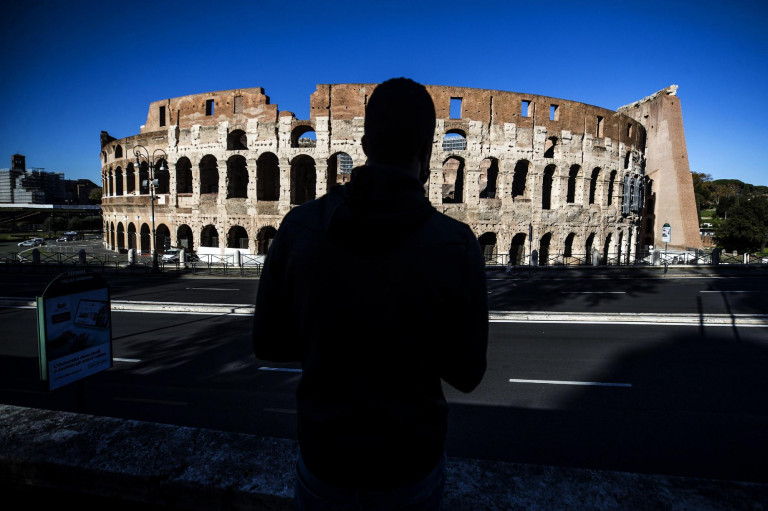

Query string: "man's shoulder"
[[427, 210, 476, 239]]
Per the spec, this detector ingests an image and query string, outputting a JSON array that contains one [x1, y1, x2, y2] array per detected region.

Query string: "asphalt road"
[[0, 270, 766, 484]]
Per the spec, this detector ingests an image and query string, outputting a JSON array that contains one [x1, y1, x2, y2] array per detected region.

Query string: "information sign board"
[[36, 270, 112, 390], [661, 223, 671, 243]]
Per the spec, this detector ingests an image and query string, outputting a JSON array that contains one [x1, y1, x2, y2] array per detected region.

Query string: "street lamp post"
[[133, 145, 167, 273]]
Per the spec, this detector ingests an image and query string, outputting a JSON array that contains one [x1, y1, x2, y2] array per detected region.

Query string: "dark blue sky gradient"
[[1, 0, 766, 185]]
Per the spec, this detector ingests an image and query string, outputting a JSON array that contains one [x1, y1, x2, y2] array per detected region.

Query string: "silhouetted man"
[[253, 77, 488, 510]]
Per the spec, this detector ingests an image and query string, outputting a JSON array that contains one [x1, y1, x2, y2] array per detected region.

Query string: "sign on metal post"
[[36, 270, 113, 391], [661, 223, 671, 243]]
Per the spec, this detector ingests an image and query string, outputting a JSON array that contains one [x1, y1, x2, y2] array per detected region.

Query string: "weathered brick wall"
[[100, 83, 665, 264]]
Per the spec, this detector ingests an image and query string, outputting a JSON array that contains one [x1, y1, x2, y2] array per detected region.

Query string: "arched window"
[[442, 156, 464, 203], [176, 157, 193, 194], [544, 137, 557, 158], [114, 145, 123, 158], [227, 225, 249, 249], [155, 159, 169, 194], [607, 170, 617, 206], [622, 175, 632, 215], [200, 155, 219, 194], [589, 167, 600, 205], [478, 232, 497, 263], [539, 233, 552, 266], [512, 160, 529, 199], [564, 233, 576, 258], [509, 233, 527, 266], [542, 165, 555, 210], [140, 223, 151, 254], [114, 167, 123, 196], [201, 225, 219, 248], [328, 152, 353, 189], [227, 129, 247, 150], [155, 224, 171, 252], [257, 152, 280, 201], [126, 163, 136, 194], [291, 126, 316, 148], [585, 233, 596, 265], [177, 224, 194, 251], [290, 155, 316, 205], [566, 165, 580, 203], [257, 226, 277, 255], [442, 131, 467, 151], [479, 158, 499, 199], [226, 155, 248, 199]]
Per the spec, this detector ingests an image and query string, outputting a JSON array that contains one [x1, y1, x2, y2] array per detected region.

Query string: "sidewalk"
[[2, 404, 765, 510]]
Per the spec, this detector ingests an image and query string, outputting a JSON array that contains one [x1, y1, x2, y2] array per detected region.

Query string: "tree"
[[89, 188, 103, 204], [715, 196, 768, 253]]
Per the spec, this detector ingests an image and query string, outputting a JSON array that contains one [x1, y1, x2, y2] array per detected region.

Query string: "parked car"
[[161, 248, 198, 263], [17, 238, 44, 247]]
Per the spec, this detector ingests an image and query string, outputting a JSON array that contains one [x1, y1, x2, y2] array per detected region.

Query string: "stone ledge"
[[1, 404, 765, 510]]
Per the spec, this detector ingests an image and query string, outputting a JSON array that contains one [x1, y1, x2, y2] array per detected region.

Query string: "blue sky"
[[1, 0, 766, 186]]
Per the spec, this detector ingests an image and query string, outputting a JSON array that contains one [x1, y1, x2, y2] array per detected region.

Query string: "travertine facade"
[[99, 83, 696, 265]]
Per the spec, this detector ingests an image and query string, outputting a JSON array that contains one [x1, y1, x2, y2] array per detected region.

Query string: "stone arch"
[[566, 164, 581, 204], [607, 169, 617, 206], [542, 164, 556, 210], [589, 167, 601, 205], [257, 226, 277, 255], [156, 223, 171, 253], [479, 158, 499, 199], [155, 158, 169, 194], [442, 130, 467, 151], [585, 232, 596, 264], [201, 224, 219, 248], [200, 155, 219, 195], [563, 232, 577, 258], [539, 232, 552, 266], [138, 161, 149, 195], [116, 222, 125, 251], [603, 232, 613, 264], [227, 225, 249, 249], [328, 152, 353, 188], [107, 169, 113, 197], [509, 233, 527, 266], [227, 129, 247, 150], [226, 155, 248, 199], [109, 221, 115, 249], [617, 230, 624, 264], [177, 224, 194, 251], [512, 160, 529, 199], [291, 125, 316, 148], [140, 223, 151, 254], [114, 145, 123, 158], [478, 232, 497, 263], [176, 157, 193, 194], [257, 152, 280, 201], [290, 155, 316, 205], [114, 166, 123, 196], [442, 156, 465, 203], [127, 222, 137, 250], [544, 136, 557, 158], [126, 163, 136, 194]]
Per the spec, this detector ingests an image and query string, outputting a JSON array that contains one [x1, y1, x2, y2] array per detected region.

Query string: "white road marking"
[[510, 378, 632, 388], [258, 367, 302, 373], [699, 290, 756, 293], [560, 291, 626, 294], [113, 358, 140, 363], [186, 287, 240, 291]]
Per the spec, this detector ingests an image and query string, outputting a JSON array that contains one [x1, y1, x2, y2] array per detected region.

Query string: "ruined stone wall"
[[619, 86, 701, 250], [100, 84, 653, 265]]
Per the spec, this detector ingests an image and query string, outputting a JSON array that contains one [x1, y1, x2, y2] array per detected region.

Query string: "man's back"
[[253, 164, 487, 489]]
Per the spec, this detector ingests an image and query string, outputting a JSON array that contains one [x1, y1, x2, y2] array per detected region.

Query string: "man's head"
[[362, 78, 436, 178]]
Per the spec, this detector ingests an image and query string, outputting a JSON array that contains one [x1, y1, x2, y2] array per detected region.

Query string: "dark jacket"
[[253, 164, 488, 489]]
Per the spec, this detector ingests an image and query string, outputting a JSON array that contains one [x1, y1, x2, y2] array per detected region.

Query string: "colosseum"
[[99, 83, 700, 266]]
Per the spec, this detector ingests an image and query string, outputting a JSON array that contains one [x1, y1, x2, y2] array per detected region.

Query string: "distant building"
[[0, 154, 99, 205]]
